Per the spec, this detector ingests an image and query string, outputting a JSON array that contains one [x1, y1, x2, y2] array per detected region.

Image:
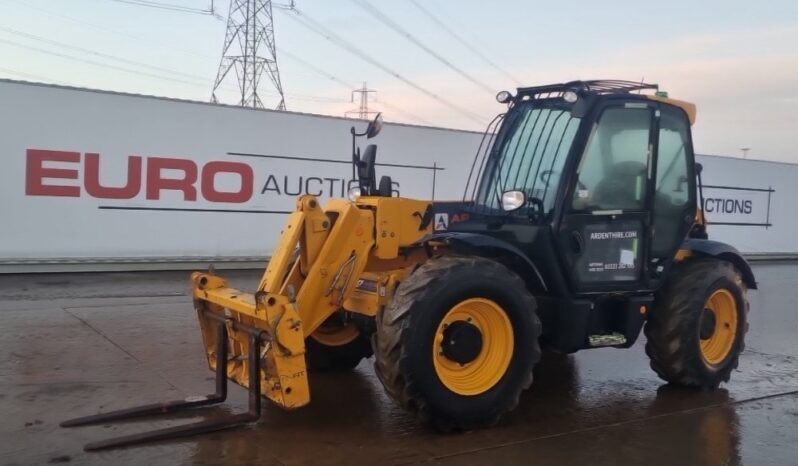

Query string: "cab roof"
[[514, 80, 697, 125]]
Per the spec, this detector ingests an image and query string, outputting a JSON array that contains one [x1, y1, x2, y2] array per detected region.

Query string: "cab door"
[[557, 102, 656, 292], [648, 104, 697, 287]]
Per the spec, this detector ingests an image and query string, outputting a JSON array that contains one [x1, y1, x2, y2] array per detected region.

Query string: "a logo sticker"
[[434, 213, 449, 231]]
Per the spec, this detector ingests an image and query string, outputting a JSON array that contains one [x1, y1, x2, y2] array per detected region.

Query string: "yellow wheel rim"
[[310, 320, 360, 346], [433, 298, 514, 396], [699, 289, 739, 365]]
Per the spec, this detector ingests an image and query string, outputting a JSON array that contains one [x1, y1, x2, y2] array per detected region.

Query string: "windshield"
[[474, 100, 582, 215]]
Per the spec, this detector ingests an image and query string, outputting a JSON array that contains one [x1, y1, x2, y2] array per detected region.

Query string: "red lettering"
[[201, 161, 253, 203], [25, 151, 254, 203], [146, 157, 197, 201], [25, 149, 80, 197], [451, 213, 470, 223], [84, 153, 142, 199]]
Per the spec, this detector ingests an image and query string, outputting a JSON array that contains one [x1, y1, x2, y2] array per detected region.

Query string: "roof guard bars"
[[516, 80, 659, 99], [463, 113, 505, 204]]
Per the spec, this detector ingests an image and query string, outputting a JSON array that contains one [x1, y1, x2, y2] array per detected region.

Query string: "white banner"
[[0, 80, 479, 263], [697, 155, 787, 253], [701, 184, 773, 227], [1, 79, 795, 269]]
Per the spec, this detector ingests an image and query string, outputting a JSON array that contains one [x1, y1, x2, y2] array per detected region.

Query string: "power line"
[[10, 0, 212, 61], [0, 36, 332, 102], [276, 48, 434, 126], [406, 0, 522, 86], [11, 0, 321, 82], [0, 37, 213, 88], [351, 0, 494, 96], [4, 0, 440, 124], [0, 26, 213, 84], [0, 28, 349, 103], [285, 7, 486, 126], [108, 0, 221, 17], [278, 47, 355, 90], [0, 66, 73, 85], [377, 98, 434, 126]]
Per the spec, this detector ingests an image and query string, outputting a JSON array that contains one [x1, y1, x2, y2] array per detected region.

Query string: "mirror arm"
[[351, 127, 357, 182], [527, 197, 545, 223], [350, 114, 384, 189]]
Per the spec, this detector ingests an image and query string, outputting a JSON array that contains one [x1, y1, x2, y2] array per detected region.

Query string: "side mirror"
[[366, 113, 383, 139], [501, 190, 526, 212], [358, 144, 378, 195]]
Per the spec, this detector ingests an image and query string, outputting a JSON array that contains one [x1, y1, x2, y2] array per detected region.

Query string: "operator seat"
[[592, 161, 647, 210]]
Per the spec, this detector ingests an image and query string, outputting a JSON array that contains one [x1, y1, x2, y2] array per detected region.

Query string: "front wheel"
[[306, 313, 373, 371], [373, 256, 541, 430], [644, 258, 749, 388]]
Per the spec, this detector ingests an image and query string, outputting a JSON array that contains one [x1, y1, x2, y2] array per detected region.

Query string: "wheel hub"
[[440, 320, 483, 365], [700, 308, 717, 340], [432, 298, 514, 396], [699, 288, 739, 366]]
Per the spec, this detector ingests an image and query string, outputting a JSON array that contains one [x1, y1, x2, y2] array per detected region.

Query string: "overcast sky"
[[1, 0, 796, 161]]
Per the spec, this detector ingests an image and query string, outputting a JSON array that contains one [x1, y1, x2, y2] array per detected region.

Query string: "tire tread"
[[373, 255, 541, 430], [644, 258, 749, 388]]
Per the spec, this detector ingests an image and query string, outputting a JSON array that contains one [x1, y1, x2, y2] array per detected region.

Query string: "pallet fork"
[[61, 310, 265, 451]]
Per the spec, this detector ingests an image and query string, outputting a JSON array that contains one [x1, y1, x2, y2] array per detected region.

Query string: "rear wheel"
[[306, 313, 373, 371], [644, 258, 748, 388], [374, 255, 541, 430]]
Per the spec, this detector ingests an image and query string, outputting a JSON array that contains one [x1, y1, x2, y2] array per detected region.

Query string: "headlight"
[[348, 186, 361, 202], [496, 90, 513, 104], [563, 90, 579, 103]]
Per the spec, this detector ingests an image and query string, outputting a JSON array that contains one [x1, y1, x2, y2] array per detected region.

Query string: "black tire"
[[306, 316, 373, 372], [373, 255, 541, 430], [644, 258, 749, 388]]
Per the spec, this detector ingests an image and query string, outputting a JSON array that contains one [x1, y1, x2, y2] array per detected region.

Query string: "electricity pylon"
[[211, 0, 288, 110]]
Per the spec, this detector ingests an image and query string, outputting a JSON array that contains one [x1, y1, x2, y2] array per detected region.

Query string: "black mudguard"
[[415, 232, 548, 293], [682, 238, 757, 289]]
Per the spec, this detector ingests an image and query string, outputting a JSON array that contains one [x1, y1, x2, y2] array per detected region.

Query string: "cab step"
[[588, 333, 627, 347]]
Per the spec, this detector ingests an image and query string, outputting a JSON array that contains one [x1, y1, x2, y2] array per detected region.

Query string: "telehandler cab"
[[64, 80, 755, 450]]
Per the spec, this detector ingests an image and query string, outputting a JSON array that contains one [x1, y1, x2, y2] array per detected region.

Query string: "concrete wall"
[[0, 79, 792, 271]]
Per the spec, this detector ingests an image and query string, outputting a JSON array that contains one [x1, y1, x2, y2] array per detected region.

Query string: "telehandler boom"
[[64, 80, 755, 450]]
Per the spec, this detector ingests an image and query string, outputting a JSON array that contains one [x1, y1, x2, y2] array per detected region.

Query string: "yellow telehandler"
[[63, 80, 755, 450]]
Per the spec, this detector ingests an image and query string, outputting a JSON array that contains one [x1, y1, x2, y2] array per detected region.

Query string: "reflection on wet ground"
[[1, 263, 797, 465]]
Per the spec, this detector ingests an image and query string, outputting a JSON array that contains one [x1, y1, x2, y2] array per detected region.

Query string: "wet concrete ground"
[[1, 263, 797, 465]]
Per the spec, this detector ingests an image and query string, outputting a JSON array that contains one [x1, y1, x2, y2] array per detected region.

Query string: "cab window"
[[478, 101, 580, 214], [572, 106, 652, 212], [655, 111, 691, 208]]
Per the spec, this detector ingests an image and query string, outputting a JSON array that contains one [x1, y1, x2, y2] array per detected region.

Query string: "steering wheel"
[[592, 162, 647, 208], [540, 170, 586, 190], [539, 170, 555, 186], [592, 178, 628, 206]]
